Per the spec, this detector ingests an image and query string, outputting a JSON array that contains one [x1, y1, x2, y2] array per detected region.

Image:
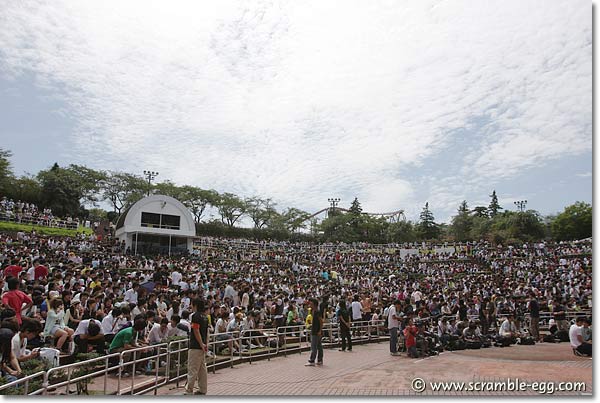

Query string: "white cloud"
[[0, 0, 591, 219]]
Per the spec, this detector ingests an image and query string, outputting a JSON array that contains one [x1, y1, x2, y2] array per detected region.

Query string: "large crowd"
[[0, 198, 79, 230], [0, 228, 592, 384]]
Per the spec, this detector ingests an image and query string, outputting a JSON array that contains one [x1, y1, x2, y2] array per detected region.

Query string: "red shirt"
[[4, 265, 23, 279], [34, 265, 49, 280], [1, 290, 32, 324], [404, 325, 417, 348]]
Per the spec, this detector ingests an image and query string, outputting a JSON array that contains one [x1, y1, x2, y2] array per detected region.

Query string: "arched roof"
[[114, 194, 196, 236]]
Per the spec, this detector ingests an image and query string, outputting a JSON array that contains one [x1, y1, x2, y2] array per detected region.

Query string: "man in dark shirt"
[[305, 298, 323, 366], [527, 293, 540, 340], [186, 298, 208, 395]]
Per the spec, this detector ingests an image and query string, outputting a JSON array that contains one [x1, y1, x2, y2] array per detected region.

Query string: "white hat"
[[49, 291, 60, 299]]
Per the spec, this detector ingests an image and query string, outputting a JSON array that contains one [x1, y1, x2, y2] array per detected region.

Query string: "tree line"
[[0, 149, 591, 243]]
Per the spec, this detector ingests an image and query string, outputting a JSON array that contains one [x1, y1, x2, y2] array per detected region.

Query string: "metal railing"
[[1, 321, 389, 396], [0, 212, 79, 230], [0, 370, 46, 396]]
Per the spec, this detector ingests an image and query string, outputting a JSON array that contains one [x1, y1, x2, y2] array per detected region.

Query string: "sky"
[[0, 0, 592, 224]]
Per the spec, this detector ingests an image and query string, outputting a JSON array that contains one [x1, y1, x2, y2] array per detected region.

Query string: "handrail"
[[0, 370, 45, 395], [1, 322, 388, 395]]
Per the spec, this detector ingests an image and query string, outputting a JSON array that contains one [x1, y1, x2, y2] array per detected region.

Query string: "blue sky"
[[0, 0, 592, 223]]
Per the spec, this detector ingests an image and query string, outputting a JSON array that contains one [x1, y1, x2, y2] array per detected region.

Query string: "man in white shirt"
[[73, 319, 104, 354], [570, 317, 592, 356], [148, 318, 170, 345], [171, 270, 182, 287], [11, 320, 42, 362], [388, 300, 403, 356], [124, 283, 139, 306], [498, 314, 518, 345], [101, 307, 125, 343]]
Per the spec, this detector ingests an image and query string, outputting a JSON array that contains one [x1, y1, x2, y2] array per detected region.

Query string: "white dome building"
[[115, 194, 196, 256]]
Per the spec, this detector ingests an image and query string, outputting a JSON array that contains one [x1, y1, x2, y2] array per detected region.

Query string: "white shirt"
[[124, 288, 138, 305], [171, 271, 182, 285], [27, 266, 35, 281], [101, 313, 120, 335], [569, 324, 582, 348], [351, 301, 363, 320], [148, 323, 169, 344], [11, 333, 27, 359], [499, 319, 515, 337], [73, 319, 102, 337], [387, 305, 400, 329]]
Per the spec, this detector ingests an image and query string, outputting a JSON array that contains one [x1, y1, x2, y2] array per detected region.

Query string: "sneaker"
[[194, 391, 206, 395], [573, 349, 584, 357], [391, 352, 401, 356], [316, 361, 323, 366], [304, 362, 315, 366], [338, 349, 346, 351]]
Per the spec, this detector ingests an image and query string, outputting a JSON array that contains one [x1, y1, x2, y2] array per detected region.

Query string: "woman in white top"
[[43, 299, 74, 350]]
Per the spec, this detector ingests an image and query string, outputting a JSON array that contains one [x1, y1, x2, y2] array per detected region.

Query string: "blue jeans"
[[390, 327, 398, 353], [309, 334, 323, 363]]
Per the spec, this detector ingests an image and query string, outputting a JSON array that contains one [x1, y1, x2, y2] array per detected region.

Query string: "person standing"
[[337, 300, 352, 352], [527, 293, 540, 341], [305, 298, 323, 366], [186, 298, 209, 395], [388, 300, 402, 356]]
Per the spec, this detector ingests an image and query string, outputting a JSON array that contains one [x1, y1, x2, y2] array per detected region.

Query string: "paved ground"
[[155, 341, 592, 396]]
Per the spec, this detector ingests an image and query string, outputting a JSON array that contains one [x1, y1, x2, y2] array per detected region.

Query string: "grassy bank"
[[0, 221, 94, 237]]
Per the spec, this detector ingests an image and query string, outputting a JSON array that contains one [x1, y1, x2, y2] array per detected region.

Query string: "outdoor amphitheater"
[[0, 206, 592, 396]]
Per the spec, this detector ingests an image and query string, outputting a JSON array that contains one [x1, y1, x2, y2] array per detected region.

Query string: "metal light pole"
[[514, 200, 527, 212], [143, 170, 159, 196], [328, 197, 340, 217]]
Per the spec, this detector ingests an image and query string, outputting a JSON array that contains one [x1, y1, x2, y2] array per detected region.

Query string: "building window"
[[141, 212, 181, 230]]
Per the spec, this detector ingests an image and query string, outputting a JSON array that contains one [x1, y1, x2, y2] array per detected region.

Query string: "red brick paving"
[[152, 342, 592, 396]]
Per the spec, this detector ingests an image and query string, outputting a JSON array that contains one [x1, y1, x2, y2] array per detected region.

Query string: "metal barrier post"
[[42, 372, 49, 396]]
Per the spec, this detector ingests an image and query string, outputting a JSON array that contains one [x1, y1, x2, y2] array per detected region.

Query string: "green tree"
[[281, 207, 312, 233], [179, 186, 219, 223], [472, 206, 488, 218], [216, 193, 247, 227], [0, 148, 14, 195], [551, 202, 592, 241], [417, 202, 440, 240], [154, 181, 185, 200], [386, 220, 417, 243], [451, 200, 473, 242], [246, 197, 278, 229], [488, 190, 503, 217], [7, 175, 42, 205], [102, 171, 148, 214], [36, 163, 107, 217]]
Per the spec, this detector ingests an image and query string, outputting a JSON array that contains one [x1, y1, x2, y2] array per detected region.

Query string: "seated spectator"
[[148, 318, 170, 345], [570, 317, 592, 357], [498, 314, 518, 345], [0, 328, 21, 382], [73, 319, 105, 354], [11, 318, 43, 363], [43, 299, 74, 351]]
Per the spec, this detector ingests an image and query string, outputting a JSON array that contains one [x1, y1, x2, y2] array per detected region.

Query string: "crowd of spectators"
[[0, 197, 79, 230], [0, 230, 592, 381]]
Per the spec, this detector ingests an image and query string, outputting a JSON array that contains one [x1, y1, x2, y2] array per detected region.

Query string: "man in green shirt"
[[109, 319, 146, 353]]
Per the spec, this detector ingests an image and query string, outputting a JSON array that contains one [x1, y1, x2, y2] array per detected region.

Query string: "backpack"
[[518, 336, 535, 345], [466, 340, 482, 349], [556, 330, 569, 342]]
